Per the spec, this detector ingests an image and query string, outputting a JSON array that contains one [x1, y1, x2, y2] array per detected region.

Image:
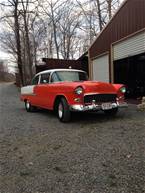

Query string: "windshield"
[[51, 71, 88, 83]]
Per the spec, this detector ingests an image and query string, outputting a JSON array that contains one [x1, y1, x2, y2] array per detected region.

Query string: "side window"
[[51, 72, 60, 83], [31, 75, 39, 85], [40, 73, 50, 84]]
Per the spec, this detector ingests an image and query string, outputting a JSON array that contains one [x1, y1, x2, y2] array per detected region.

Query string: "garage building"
[[89, 0, 145, 97]]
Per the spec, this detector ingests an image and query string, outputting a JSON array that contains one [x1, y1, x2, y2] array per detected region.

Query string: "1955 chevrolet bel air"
[[20, 69, 127, 122]]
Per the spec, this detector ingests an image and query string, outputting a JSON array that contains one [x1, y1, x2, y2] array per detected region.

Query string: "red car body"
[[20, 69, 127, 122]]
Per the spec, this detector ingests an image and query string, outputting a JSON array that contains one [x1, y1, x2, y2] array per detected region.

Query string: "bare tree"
[[76, 0, 122, 52], [0, 60, 8, 73], [14, 0, 24, 85], [0, 0, 25, 85], [0, 0, 123, 80], [20, 0, 33, 80], [58, 1, 81, 59], [30, 16, 46, 66], [38, 0, 67, 59], [0, 0, 44, 85]]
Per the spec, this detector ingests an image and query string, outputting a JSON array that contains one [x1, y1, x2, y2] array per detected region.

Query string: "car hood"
[[61, 81, 117, 93]]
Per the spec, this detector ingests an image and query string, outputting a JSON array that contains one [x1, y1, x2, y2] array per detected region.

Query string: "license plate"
[[101, 103, 112, 110]]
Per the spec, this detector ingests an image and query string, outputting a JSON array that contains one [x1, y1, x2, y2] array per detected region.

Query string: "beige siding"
[[113, 31, 145, 61], [92, 54, 109, 82]]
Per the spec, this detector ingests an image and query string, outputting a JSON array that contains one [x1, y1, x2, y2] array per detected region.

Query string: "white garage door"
[[113, 31, 145, 61], [92, 54, 109, 82]]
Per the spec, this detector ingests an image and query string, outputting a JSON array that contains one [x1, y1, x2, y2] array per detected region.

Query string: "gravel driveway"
[[0, 83, 145, 193]]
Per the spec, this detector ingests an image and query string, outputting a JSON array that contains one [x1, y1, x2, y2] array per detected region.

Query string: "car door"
[[34, 72, 51, 108]]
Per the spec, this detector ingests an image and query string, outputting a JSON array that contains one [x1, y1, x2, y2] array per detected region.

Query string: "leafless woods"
[[0, 0, 122, 85]]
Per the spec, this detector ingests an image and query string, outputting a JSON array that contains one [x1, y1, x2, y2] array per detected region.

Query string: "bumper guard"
[[70, 102, 128, 112]]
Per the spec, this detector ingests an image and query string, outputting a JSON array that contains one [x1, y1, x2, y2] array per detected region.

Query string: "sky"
[[0, 0, 125, 73], [0, 50, 9, 60], [0, 0, 8, 59]]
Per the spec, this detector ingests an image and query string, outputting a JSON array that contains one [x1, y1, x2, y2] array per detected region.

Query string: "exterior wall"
[[89, 0, 145, 58], [89, 0, 145, 81]]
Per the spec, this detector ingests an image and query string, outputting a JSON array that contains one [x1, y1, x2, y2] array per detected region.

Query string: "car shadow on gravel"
[[20, 107, 56, 118], [71, 110, 127, 123], [20, 106, 130, 124]]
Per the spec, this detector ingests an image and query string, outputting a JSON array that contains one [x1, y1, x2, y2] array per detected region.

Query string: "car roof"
[[36, 69, 86, 76]]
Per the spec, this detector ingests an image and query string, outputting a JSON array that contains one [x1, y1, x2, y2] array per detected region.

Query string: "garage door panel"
[[92, 54, 109, 82], [114, 31, 145, 61]]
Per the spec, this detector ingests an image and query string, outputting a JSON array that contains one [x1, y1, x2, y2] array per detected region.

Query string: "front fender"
[[113, 84, 126, 100]]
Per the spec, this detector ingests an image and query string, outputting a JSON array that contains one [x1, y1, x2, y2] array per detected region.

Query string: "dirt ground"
[[0, 83, 145, 193]]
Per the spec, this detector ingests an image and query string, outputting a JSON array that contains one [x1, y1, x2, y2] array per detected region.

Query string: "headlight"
[[120, 87, 126, 93], [75, 86, 83, 95]]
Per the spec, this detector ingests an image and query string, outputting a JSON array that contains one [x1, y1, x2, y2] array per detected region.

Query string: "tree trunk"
[[50, 2, 59, 59], [96, 0, 103, 31], [107, 0, 112, 19], [14, 0, 24, 86], [23, 10, 33, 81]]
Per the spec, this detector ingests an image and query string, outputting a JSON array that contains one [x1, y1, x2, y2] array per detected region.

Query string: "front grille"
[[84, 94, 117, 104]]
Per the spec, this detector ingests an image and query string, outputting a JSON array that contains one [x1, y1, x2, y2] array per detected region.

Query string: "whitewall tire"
[[25, 100, 36, 112], [57, 98, 71, 122]]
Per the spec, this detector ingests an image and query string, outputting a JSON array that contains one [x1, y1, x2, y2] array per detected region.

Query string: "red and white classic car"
[[20, 69, 127, 122]]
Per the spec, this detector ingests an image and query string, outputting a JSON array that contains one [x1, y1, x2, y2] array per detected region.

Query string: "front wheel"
[[104, 108, 118, 116], [57, 98, 71, 122]]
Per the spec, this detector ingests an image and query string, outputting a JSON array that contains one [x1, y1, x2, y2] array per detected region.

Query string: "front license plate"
[[102, 103, 112, 110]]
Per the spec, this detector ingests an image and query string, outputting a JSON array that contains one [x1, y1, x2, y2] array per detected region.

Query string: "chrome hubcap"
[[58, 103, 63, 118]]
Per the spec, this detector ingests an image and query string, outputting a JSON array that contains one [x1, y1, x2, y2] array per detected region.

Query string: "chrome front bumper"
[[70, 102, 128, 112]]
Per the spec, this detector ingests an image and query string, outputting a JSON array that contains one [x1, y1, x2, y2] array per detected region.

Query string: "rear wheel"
[[57, 98, 71, 122], [25, 100, 36, 112], [104, 108, 118, 116]]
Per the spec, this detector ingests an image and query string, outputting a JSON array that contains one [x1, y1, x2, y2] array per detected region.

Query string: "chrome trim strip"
[[84, 93, 99, 96], [84, 93, 116, 96]]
